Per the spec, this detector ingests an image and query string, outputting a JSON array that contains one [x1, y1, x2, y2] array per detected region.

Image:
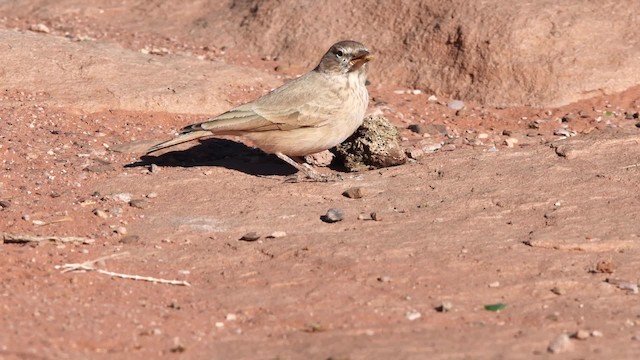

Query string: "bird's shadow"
[[126, 138, 298, 176]]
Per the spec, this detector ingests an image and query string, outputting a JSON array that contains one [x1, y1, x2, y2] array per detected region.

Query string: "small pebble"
[[427, 95, 438, 102], [554, 128, 575, 137], [342, 187, 364, 199], [109, 207, 123, 217], [146, 192, 159, 198], [440, 144, 456, 151], [226, 313, 237, 321], [29, 23, 50, 33], [423, 143, 442, 153], [406, 148, 424, 160], [321, 208, 344, 223], [591, 330, 603, 337], [110, 192, 132, 203], [477, 133, 489, 139], [377, 276, 392, 283], [548, 333, 574, 353], [149, 164, 160, 173], [120, 235, 140, 244], [488, 281, 500, 288], [435, 302, 453, 313], [32, 220, 46, 226], [0, 200, 11, 209], [406, 310, 422, 321], [502, 130, 513, 136], [129, 199, 149, 209], [239, 232, 260, 241], [448, 100, 465, 111], [504, 137, 518, 148], [266, 231, 287, 238], [92, 208, 109, 219], [572, 330, 590, 340], [115, 226, 128, 235], [555, 145, 577, 159], [22, 214, 31, 221], [370, 212, 382, 221], [550, 286, 565, 295]]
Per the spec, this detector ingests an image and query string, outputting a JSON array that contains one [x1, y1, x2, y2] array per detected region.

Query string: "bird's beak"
[[350, 50, 374, 71], [353, 50, 374, 63]]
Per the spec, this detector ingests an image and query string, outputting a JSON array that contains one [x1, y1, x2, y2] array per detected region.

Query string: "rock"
[[0, 29, 279, 114], [594, 260, 615, 274], [333, 116, 406, 172], [304, 150, 335, 167], [28, 23, 50, 33], [548, 333, 574, 354], [554, 128, 576, 137], [321, 208, 344, 223], [504, 138, 519, 148], [550, 286, 565, 295], [150, 164, 160, 173], [129, 199, 150, 209], [571, 330, 590, 340], [115, 226, 128, 235], [405, 310, 422, 321], [427, 95, 438, 102], [488, 281, 500, 288], [0, 200, 10, 209], [422, 143, 443, 153], [342, 187, 364, 199], [554, 145, 577, 159], [406, 147, 425, 160], [590, 330, 603, 337], [408, 124, 427, 134], [92, 208, 109, 219], [146, 192, 159, 198], [266, 231, 287, 238], [109, 193, 132, 203], [377, 276, 392, 283], [120, 235, 140, 244], [441, 144, 456, 151], [370, 212, 382, 221], [447, 100, 465, 111], [239, 232, 260, 241], [435, 302, 453, 313], [214, 0, 640, 107]]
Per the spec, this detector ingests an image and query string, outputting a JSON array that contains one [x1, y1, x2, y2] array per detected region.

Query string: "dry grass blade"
[[56, 252, 191, 286]]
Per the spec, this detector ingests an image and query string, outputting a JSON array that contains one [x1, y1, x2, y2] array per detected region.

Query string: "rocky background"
[[1, 1, 640, 359]]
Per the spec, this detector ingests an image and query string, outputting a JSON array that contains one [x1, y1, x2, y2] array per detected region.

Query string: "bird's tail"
[[146, 129, 213, 154]]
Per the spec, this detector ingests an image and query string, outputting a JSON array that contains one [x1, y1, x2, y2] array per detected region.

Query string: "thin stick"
[[3, 233, 94, 244], [621, 163, 640, 169], [56, 252, 191, 287]]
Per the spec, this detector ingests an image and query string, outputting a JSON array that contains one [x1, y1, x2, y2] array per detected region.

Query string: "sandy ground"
[[2, 7, 640, 360]]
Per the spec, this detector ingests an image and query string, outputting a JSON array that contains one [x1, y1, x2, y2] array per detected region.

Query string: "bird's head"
[[315, 40, 373, 75]]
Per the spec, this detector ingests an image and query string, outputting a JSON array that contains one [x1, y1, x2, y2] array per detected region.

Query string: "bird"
[[146, 40, 373, 180]]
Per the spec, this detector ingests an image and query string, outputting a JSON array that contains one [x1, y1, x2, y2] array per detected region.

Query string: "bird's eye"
[[334, 50, 344, 58]]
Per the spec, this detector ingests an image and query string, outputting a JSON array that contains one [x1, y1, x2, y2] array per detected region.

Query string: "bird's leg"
[[275, 152, 335, 182]]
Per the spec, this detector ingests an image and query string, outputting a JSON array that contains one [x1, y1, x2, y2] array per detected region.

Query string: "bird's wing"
[[186, 72, 341, 134]]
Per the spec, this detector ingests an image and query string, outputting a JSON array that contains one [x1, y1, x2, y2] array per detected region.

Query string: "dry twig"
[[2, 233, 94, 244], [56, 252, 191, 286]]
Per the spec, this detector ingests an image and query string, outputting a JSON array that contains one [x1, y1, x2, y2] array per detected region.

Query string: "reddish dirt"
[[2, 5, 640, 360]]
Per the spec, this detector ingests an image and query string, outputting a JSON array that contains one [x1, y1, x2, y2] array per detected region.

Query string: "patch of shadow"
[[126, 138, 297, 177]]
